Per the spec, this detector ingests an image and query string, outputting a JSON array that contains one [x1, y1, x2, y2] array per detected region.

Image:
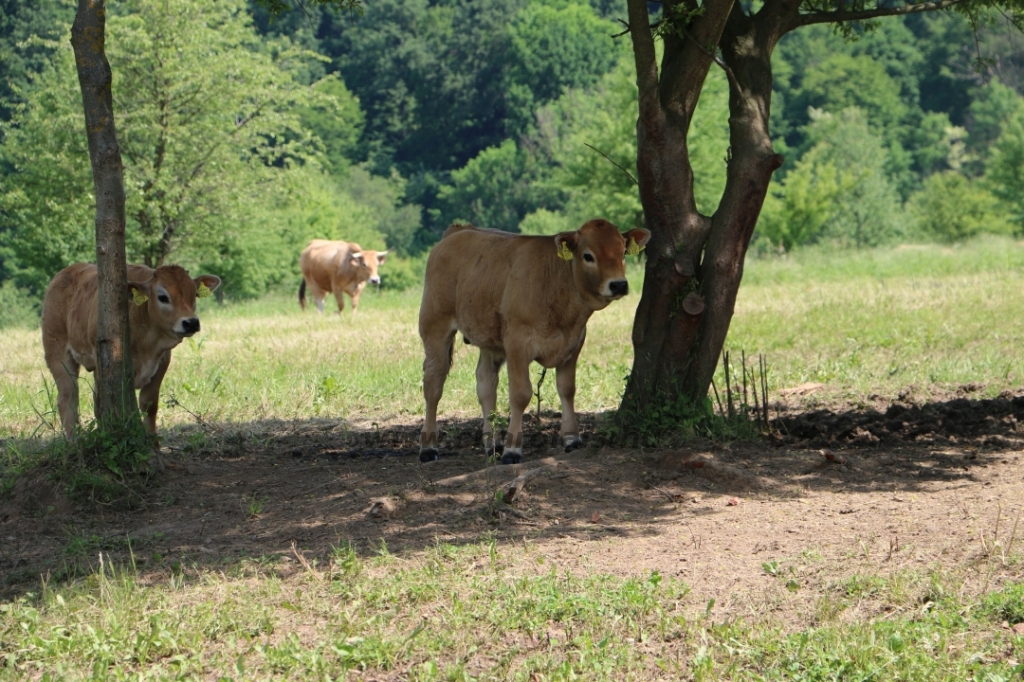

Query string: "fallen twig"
[[435, 457, 558, 487], [502, 463, 560, 503], [291, 541, 324, 584]]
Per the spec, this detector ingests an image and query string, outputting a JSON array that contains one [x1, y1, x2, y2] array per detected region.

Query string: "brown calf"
[[41, 263, 221, 440], [418, 220, 650, 463], [299, 239, 388, 314]]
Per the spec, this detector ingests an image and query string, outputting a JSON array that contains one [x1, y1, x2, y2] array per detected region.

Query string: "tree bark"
[[618, 0, 785, 426], [71, 0, 139, 430]]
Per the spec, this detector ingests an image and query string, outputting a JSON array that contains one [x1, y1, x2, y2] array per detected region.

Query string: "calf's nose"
[[181, 317, 200, 334], [609, 280, 628, 296], [370, 276, 381, 285]]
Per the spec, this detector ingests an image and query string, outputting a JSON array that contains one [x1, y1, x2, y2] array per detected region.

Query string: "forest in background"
[[1, 0, 1023, 327]]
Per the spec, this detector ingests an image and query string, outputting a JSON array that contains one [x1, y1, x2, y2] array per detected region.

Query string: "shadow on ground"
[[3, 392, 1024, 599]]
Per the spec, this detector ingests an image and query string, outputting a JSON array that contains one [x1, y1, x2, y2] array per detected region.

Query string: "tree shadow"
[[3, 393, 1023, 599]]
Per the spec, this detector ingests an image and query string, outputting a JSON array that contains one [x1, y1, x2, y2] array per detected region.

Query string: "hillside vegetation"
[[1, 0, 1023, 326]]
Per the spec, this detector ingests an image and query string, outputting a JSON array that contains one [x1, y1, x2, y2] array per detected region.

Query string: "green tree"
[[297, 75, 366, 173], [0, 0, 340, 293], [112, 0, 319, 268], [437, 139, 558, 232], [0, 0, 73, 124], [967, 78, 1024, 172], [803, 108, 905, 247], [910, 170, 1012, 241], [759, 109, 906, 251], [326, 0, 522, 173], [986, 107, 1024, 230], [343, 166, 422, 255], [757, 159, 855, 251], [796, 54, 908, 135], [504, 3, 620, 133]]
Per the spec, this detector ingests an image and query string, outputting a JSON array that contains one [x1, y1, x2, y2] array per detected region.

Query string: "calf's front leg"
[[139, 352, 171, 438], [350, 282, 367, 313], [501, 351, 533, 465], [475, 348, 505, 457], [556, 351, 584, 452]]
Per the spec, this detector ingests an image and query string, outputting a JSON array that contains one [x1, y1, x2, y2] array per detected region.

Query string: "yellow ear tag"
[[626, 237, 643, 256], [132, 289, 148, 307], [197, 282, 212, 298], [558, 241, 574, 261]]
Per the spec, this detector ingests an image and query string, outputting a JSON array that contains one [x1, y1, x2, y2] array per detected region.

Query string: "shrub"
[[908, 171, 1012, 243], [0, 280, 41, 329]]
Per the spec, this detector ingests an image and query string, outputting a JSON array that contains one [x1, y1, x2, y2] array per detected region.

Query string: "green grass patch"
[[2, 543, 1024, 679]]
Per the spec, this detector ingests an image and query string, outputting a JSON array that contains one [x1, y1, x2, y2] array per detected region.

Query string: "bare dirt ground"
[[4, 388, 1024, 627]]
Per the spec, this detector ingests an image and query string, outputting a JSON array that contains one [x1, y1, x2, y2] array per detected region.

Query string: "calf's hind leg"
[[45, 347, 80, 441], [420, 324, 456, 462], [475, 348, 505, 457]]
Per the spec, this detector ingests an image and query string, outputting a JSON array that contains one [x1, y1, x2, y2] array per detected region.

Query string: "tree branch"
[[798, 0, 965, 26], [584, 143, 639, 186], [627, 0, 661, 116], [677, 24, 740, 91]]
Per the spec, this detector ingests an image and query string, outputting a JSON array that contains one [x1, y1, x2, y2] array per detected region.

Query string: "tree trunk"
[[71, 0, 139, 430], [618, 0, 784, 428]]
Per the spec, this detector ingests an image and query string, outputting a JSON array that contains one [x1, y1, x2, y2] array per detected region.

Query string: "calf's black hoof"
[[564, 438, 584, 453], [419, 449, 439, 463], [500, 452, 522, 465]]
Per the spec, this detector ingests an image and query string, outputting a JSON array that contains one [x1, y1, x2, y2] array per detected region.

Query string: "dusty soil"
[[4, 390, 1024, 626]]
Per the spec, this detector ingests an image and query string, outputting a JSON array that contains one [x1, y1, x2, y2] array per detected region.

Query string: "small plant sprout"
[[243, 492, 264, 519]]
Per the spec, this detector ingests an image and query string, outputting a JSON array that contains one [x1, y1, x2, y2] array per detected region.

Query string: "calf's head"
[[128, 265, 221, 338], [349, 250, 389, 286], [554, 220, 650, 308]]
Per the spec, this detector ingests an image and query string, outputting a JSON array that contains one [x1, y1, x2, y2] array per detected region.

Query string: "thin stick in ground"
[[724, 350, 734, 419], [710, 377, 725, 418], [742, 349, 748, 413]]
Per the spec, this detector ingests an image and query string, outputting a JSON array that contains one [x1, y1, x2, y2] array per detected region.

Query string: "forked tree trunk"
[[70, 0, 139, 430], [618, 0, 784, 425]]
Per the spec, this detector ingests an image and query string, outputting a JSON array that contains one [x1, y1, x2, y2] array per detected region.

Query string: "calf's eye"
[[583, 253, 595, 263], [158, 294, 170, 304]]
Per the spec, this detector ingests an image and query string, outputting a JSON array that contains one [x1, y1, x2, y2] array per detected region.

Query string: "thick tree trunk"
[[618, 0, 784, 428], [71, 0, 139, 430]]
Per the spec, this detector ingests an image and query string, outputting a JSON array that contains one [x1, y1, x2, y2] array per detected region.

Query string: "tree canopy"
[[0, 0, 1022, 310]]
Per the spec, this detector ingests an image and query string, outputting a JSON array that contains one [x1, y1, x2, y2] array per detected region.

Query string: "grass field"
[[4, 237, 1024, 438], [4, 237, 1024, 680], [2, 541, 1023, 680]]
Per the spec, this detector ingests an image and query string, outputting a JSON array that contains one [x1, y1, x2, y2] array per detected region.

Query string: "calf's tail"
[[299, 279, 307, 310]]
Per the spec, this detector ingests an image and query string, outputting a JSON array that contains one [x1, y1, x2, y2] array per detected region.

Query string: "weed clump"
[[50, 413, 156, 509]]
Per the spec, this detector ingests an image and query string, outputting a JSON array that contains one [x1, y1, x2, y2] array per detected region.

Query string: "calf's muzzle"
[[180, 317, 200, 335]]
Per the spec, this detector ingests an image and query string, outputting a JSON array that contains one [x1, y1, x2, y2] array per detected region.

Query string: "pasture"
[[3, 238, 1024, 679]]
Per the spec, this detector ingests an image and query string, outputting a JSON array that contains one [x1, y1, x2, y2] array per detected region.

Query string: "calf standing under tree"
[[42, 263, 221, 441], [418, 220, 650, 464]]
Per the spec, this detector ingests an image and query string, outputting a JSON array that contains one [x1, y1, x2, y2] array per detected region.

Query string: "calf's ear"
[[554, 232, 579, 261], [376, 251, 388, 265], [194, 274, 222, 299], [350, 252, 364, 265], [622, 228, 651, 255], [127, 280, 151, 307]]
